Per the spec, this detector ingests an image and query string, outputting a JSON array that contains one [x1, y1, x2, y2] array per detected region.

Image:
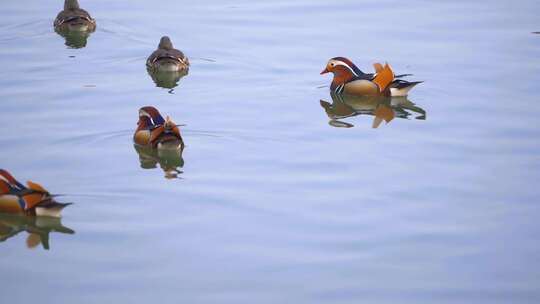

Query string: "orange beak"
[[320, 67, 329, 75]]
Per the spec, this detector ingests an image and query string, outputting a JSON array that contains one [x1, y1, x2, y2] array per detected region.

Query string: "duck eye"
[[330, 63, 335, 66]]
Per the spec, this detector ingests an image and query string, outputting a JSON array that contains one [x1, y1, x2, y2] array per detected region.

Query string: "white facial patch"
[[330, 60, 358, 76], [0, 175, 9, 184], [139, 110, 152, 118]]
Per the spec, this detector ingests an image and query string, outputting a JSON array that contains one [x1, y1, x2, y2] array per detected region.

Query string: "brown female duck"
[[54, 0, 96, 33], [147, 36, 190, 72]]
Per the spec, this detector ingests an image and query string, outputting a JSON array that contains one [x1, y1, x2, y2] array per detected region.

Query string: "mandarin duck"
[[134, 106, 185, 151], [320, 92, 426, 129], [147, 36, 190, 72], [54, 0, 96, 33], [0, 170, 72, 218], [321, 57, 422, 97], [0, 213, 75, 250]]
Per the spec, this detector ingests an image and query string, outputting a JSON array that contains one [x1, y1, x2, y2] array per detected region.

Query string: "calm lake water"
[[1, 0, 540, 303]]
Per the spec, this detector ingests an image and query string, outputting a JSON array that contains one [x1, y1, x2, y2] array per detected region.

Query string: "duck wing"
[[147, 49, 187, 65], [54, 8, 94, 27], [372, 63, 395, 92]]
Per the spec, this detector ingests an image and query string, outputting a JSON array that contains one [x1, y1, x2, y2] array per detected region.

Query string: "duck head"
[[138, 106, 166, 126], [321, 57, 365, 89], [64, 0, 80, 10], [158, 36, 174, 50]]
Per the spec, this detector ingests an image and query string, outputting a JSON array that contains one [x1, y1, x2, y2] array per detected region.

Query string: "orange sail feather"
[[372, 63, 395, 93]]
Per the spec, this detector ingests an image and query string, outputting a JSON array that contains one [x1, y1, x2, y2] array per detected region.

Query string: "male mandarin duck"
[[54, 0, 96, 33], [321, 57, 422, 97], [134, 106, 185, 151], [0, 170, 72, 218], [146, 36, 190, 72]]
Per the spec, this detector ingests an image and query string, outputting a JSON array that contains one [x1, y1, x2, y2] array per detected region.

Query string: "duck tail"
[[389, 80, 423, 97], [395, 73, 413, 78]]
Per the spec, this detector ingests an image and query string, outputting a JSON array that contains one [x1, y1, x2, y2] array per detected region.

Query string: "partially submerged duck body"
[[321, 57, 422, 97], [53, 0, 95, 48], [134, 106, 185, 151], [54, 0, 96, 33], [146, 36, 189, 72], [0, 170, 72, 218]]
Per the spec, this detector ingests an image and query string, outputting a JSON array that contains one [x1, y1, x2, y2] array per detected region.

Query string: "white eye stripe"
[[331, 60, 358, 76], [139, 110, 163, 126], [0, 175, 9, 184], [139, 110, 152, 118]]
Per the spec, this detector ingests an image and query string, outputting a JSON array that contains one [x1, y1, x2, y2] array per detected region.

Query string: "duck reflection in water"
[[320, 92, 426, 128], [146, 36, 189, 91], [133, 106, 185, 179], [134, 145, 184, 179], [146, 68, 188, 91], [53, 0, 96, 48], [0, 214, 75, 250]]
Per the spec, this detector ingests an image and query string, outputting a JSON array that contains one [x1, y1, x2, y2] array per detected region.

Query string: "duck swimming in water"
[[321, 57, 422, 97], [147, 36, 190, 72], [54, 0, 96, 48], [54, 0, 96, 33], [134, 106, 185, 151], [0, 170, 72, 218]]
